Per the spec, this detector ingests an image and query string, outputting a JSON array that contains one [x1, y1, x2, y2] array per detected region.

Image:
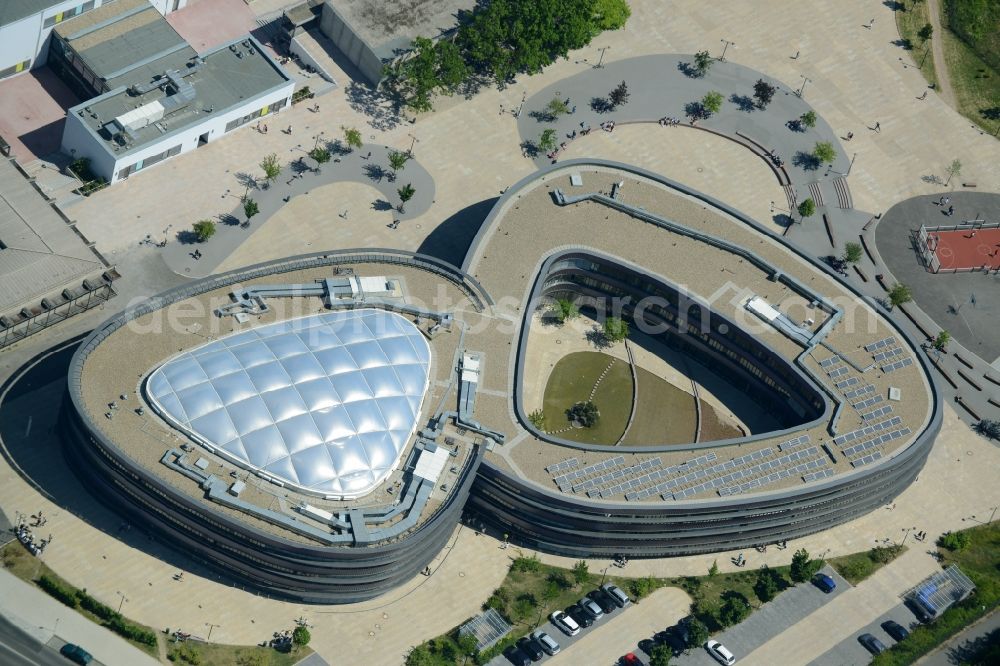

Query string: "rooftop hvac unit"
[[114, 100, 165, 132]]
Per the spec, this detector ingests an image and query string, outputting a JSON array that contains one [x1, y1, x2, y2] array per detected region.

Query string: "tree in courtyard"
[[933, 330, 951, 352], [718, 593, 751, 627], [709, 560, 720, 578], [918, 23, 933, 42], [591, 0, 631, 32], [387, 150, 410, 180], [435, 39, 468, 93], [813, 141, 836, 164], [397, 183, 416, 213], [693, 50, 713, 76], [538, 128, 558, 153], [259, 153, 281, 187], [292, 626, 311, 647], [309, 147, 331, 169], [406, 645, 436, 666], [649, 643, 673, 666], [945, 159, 962, 187], [608, 80, 630, 108], [754, 566, 783, 603], [686, 617, 709, 649], [342, 126, 363, 151], [546, 97, 570, 118], [243, 199, 259, 224], [800, 110, 817, 128], [701, 91, 724, 117], [192, 220, 216, 242], [790, 548, 824, 583], [797, 197, 816, 221], [603, 316, 629, 342], [551, 297, 580, 323], [528, 409, 546, 430], [887, 283, 913, 310], [567, 401, 600, 428], [456, 632, 479, 660], [753, 79, 777, 109], [843, 242, 864, 264], [572, 560, 590, 585]]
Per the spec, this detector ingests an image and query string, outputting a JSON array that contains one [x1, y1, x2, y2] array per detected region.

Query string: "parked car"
[[549, 610, 580, 636], [882, 620, 910, 642], [619, 653, 645, 666], [706, 639, 737, 665], [517, 636, 544, 662], [587, 589, 617, 614], [531, 630, 561, 656], [59, 644, 93, 665], [813, 573, 837, 593], [503, 645, 531, 666], [859, 633, 887, 655], [577, 596, 604, 620], [568, 604, 595, 628], [601, 583, 632, 607]]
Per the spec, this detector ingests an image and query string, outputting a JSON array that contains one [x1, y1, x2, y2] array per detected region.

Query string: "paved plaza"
[[1, 0, 1000, 663]]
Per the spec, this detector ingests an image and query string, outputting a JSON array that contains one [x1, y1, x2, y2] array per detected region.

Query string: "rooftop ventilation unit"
[[113, 100, 166, 132]]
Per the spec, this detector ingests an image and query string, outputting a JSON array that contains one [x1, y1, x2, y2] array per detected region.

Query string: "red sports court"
[[919, 223, 1000, 272]]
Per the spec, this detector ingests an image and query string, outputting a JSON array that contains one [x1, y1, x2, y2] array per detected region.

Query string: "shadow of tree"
[[328, 139, 351, 156], [786, 119, 806, 132], [175, 229, 200, 244], [234, 172, 257, 189], [677, 61, 700, 78], [529, 109, 557, 122], [893, 38, 914, 50], [362, 163, 386, 182], [684, 101, 707, 120], [730, 94, 756, 112], [590, 97, 613, 113], [980, 106, 1000, 121], [772, 213, 794, 228], [921, 174, 944, 185], [290, 158, 312, 175], [883, 0, 905, 11], [345, 81, 403, 131], [218, 213, 240, 227], [585, 326, 612, 350], [372, 199, 394, 211], [521, 140, 539, 158], [792, 151, 821, 170]]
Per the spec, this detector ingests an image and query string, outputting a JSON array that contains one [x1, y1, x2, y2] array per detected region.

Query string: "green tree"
[[603, 316, 629, 342], [800, 110, 817, 128], [843, 242, 864, 264], [435, 39, 469, 92], [754, 566, 783, 603], [568, 401, 600, 427], [546, 97, 570, 117], [548, 571, 571, 590], [753, 79, 777, 108], [572, 560, 590, 585], [888, 283, 913, 309], [538, 128, 558, 152], [918, 22, 933, 42], [456, 631, 479, 659], [512, 593, 538, 621], [528, 409, 546, 430], [292, 626, 311, 647], [709, 560, 720, 578], [591, 0, 631, 31], [512, 554, 541, 573], [405, 646, 436, 666], [192, 220, 216, 242], [945, 159, 962, 186], [649, 643, 672, 666], [797, 198, 816, 220], [388, 150, 410, 179], [551, 297, 580, 323], [628, 576, 657, 599], [342, 126, 363, 151], [397, 183, 416, 213], [790, 548, 824, 583], [693, 50, 713, 76], [718, 593, 751, 627], [259, 153, 281, 186], [686, 617, 709, 649], [608, 80, 630, 108], [309, 146, 331, 166], [813, 141, 836, 164], [934, 330, 951, 351], [701, 91, 724, 116], [938, 531, 970, 551], [243, 199, 259, 223]]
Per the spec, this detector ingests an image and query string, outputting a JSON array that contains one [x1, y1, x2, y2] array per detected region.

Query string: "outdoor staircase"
[[832, 177, 853, 209], [808, 181, 825, 207]]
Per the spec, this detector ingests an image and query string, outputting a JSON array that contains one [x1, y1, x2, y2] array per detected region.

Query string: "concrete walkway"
[[162, 142, 434, 278], [0, 570, 159, 666], [924, 0, 957, 107]]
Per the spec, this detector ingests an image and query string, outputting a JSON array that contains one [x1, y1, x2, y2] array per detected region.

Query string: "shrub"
[[168, 644, 203, 664], [628, 576, 657, 599], [36, 575, 78, 608], [567, 401, 600, 428], [572, 560, 590, 585], [686, 617, 709, 648], [790, 548, 823, 582], [718, 592, 751, 627], [193, 220, 216, 242], [754, 566, 783, 603], [869, 544, 903, 564], [800, 110, 817, 128], [603, 316, 629, 342], [79, 592, 118, 621], [512, 593, 538, 621], [106, 615, 157, 646], [511, 555, 541, 573], [938, 531, 970, 552]]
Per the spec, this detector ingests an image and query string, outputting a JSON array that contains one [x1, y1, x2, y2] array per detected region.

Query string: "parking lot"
[[668, 567, 849, 666], [808, 603, 923, 666]]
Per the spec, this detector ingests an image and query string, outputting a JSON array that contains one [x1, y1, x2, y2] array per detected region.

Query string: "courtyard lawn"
[[698, 402, 744, 442], [542, 351, 633, 444], [621, 366, 697, 445]]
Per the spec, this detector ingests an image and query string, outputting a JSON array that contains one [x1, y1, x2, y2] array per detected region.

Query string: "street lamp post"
[[407, 133, 419, 156], [797, 75, 811, 98], [719, 39, 735, 62], [898, 526, 917, 547], [515, 91, 527, 118], [595, 46, 611, 68], [205, 622, 220, 641], [116, 590, 128, 613], [847, 152, 858, 176], [600, 563, 611, 586], [312, 130, 325, 151], [990, 506, 999, 524]]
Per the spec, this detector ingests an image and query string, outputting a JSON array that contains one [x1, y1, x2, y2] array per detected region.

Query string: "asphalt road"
[[0, 613, 78, 666], [807, 602, 924, 666]]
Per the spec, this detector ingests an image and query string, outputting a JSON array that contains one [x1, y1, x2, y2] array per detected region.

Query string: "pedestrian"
[[868, 18, 875, 28], [263, 124, 268, 134], [287, 125, 292, 134], [948, 205, 955, 216], [846, 132, 854, 141], [873, 122, 881, 133], [792, 50, 800, 59], [571, 105, 577, 114], [917, 91, 928, 100], [366, 151, 371, 159]]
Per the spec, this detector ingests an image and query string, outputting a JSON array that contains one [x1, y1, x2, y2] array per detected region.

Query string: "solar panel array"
[[865, 336, 896, 352], [819, 356, 842, 368], [620, 452, 720, 501], [872, 347, 904, 362], [802, 467, 836, 482], [844, 384, 876, 400], [835, 377, 860, 389], [850, 451, 883, 468], [853, 393, 884, 410], [676, 447, 813, 499], [827, 366, 849, 379], [861, 404, 893, 421], [833, 416, 903, 446], [717, 451, 828, 496], [581, 458, 662, 495], [546, 458, 579, 475], [882, 357, 914, 373], [842, 427, 912, 457], [553, 455, 625, 491], [778, 434, 811, 451]]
